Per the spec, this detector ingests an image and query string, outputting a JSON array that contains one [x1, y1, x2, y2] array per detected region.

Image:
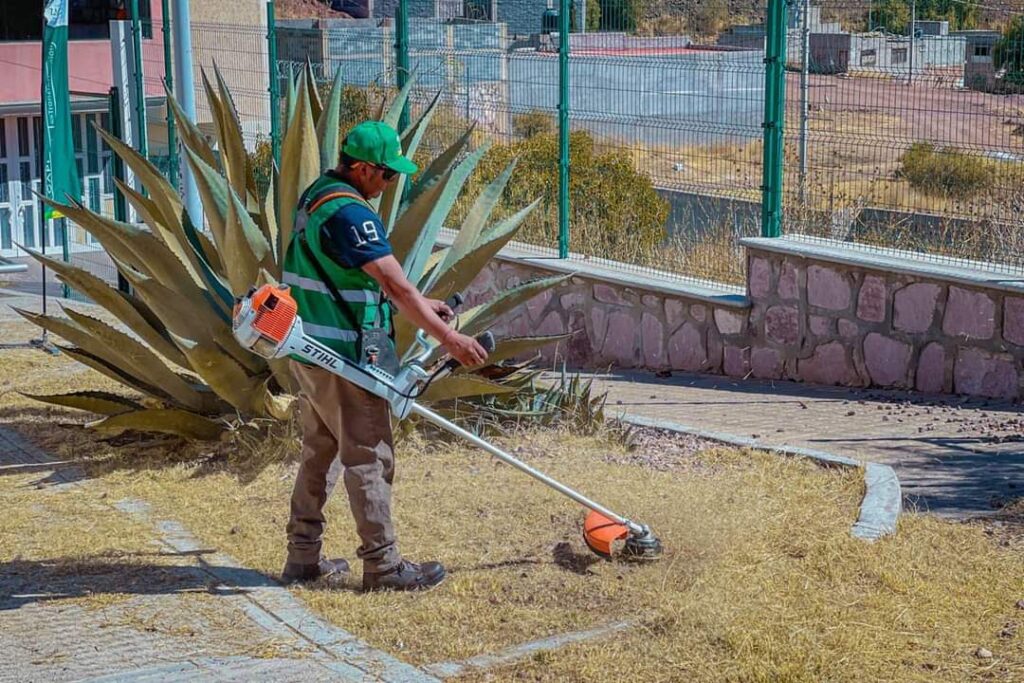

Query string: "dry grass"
[[3, 311, 1024, 680]]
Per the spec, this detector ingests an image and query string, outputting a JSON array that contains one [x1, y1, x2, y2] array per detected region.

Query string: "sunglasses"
[[372, 164, 398, 181]]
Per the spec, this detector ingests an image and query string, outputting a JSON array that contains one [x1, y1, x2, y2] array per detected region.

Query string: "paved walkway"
[[590, 370, 1024, 518]]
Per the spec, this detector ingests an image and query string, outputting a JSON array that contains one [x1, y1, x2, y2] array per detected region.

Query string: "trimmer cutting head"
[[583, 510, 663, 562]]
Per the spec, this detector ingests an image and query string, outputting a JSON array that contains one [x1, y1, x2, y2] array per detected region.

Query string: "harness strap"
[[308, 190, 367, 214]]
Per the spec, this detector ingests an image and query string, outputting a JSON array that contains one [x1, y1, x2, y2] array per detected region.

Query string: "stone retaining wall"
[[463, 238, 1024, 400]]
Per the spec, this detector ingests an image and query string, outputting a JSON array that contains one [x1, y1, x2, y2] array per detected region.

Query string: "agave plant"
[[17, 63, 570, 440]]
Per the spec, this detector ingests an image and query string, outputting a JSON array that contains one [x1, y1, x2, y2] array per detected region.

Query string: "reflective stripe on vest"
[[302, 322, 360, 342], [282, 271, 380, 304]]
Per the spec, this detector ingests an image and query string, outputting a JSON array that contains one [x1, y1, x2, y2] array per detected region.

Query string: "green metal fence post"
[[760, 0, 787, 238], [161, 0, 177, 188], [267, 1, 281, 171], [395, 0, 410, 132], [130, 0, 149, 161], [557, 0, 570, 258]]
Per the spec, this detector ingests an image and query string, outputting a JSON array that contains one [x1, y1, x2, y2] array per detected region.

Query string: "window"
[[0, 0, 152, 41], [21, 206, 35, 248], [0, 208, 11, 251], [892, 47, 908, 64], [86, 115, 99, 174], [0, 121, 6, 160], [19, 162, 31, 198], [860, 49, 877, 67], [0, 166, 7, 204], [17, 118, 29, 158], [974, 44, 991, 58]]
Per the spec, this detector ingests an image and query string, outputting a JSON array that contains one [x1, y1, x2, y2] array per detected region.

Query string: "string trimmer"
[[232, 284, 663, 562]]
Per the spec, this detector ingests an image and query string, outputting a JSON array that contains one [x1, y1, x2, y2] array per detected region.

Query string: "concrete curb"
[[618, 413, 901, 541]]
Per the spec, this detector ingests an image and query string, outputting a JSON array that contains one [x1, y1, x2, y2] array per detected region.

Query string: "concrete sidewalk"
[[587, 370, 1024, 519]]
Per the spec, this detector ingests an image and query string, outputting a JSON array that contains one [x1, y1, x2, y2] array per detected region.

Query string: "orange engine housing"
[[244, 284, 298, 344]]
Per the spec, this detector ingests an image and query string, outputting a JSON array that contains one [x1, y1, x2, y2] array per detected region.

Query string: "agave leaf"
[[22, 391, 143, 416], [14, 308, 184, 405], [22, 247, 187, 368], [94, 125, 184, 234], [382, 73, 417, 130], [114, 178, 209, 291], [88, 409, 226, 441], [259, 172, 280, 270], [459, 335, 569, 371], [164, 80, 218, 171], [38, 198, 153, 279], [404, 124, 475, 207], [170, 333, 267, 416], [419, 375, 517, 403], [461, 275, 571, 337], [304, 59, 323, 123], [278, 80, 320, 265], [119, 267, 264, 375], [378, 89, 444, 233], [57, 346, 172, 402], [182, 145, 230, 250], [439, 159, 519, 275], [389, 168, 451, 265], [285, 64, 298, 127], [194, 227, 227, 278], [60, 306, 209, 412], [317, 65, 345, 173], [211, 63, 256, 206], [222, 185, 272, 296], [428, 200, 540, 301], [403, 142, 491, 285]]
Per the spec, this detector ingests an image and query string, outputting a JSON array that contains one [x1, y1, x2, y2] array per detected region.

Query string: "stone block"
[[809, 315, 833, 337], [893, 283, 940, 334], [565, 309, 591, 366], [798, 341, 857, 386], [863, 333, 912, 387], [916, 342, 946, 394], [665, 299, 687, 330], [689, 304, 707, 323], [590, 307, 607, 351], [668, 322, 707, 371], [641, 312, 665, 368], [707, 327, 723, 371], [954, 348, 1018, 399], [724, 345, 751, 377], [807, 265, 851, 311], [526, 289, 552, 322], [642, 294, 660, 308], [778, 261, 799, 301], [749, 256, 772, 298], [594, 283, 628, 306], [714, 309, 746, 336], [559, 291, 585, 310], [942, 286, 995, 340], [765, 305, 799, 346], [536, 311, 564, 336], [750, 347, 783, 379], [856, 275, 887, 323], [602, 310, 638, 367], [1003, 297, 1024, 347], [838, 319, 860, 338]]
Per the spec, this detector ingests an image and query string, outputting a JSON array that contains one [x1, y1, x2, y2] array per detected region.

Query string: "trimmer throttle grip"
[[445, 292, 464, 311], [441, 331, 495, 372]]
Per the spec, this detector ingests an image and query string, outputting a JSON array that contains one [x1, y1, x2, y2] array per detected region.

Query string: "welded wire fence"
[[25, 2, 1023, 299], [784, 1, 1024, 272]]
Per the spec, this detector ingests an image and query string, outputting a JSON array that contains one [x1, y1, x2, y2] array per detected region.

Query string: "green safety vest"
[[282, 175, 392, 363]]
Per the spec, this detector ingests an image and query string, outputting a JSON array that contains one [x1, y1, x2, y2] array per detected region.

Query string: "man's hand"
[[427, 298, 455, 323], [443, 330, 489, 368]]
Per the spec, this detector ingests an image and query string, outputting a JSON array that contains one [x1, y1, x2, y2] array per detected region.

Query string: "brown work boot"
[[362, 559, 446, 592], [281, 557, 351, 587]]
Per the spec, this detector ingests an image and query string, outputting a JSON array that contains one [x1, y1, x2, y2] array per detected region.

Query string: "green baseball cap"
[[342, 121, 419, 175]]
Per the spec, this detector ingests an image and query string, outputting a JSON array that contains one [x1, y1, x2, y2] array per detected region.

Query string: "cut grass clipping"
[[1, 328, 1023, 681]]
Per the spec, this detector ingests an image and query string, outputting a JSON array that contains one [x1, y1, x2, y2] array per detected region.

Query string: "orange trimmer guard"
[[583, 510, 629, 559]]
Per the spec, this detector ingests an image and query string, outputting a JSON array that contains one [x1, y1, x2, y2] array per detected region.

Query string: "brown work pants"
[[286, 360, 401, 572]]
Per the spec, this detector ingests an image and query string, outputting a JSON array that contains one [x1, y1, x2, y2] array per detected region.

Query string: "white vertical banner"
[[109, 19, 143, 223]]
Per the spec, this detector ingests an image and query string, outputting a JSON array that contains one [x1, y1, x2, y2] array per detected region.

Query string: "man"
[[280, 120, 488, 591]]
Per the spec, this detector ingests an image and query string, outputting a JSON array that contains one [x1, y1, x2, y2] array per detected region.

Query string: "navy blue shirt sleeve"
[[319, 203, 393, 269]]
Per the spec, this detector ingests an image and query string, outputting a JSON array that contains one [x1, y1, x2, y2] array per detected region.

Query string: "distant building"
[[954, 30, 1001, 91]]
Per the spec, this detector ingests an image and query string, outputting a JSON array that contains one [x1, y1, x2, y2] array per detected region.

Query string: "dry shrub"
[[899, 142, 995, 198]]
